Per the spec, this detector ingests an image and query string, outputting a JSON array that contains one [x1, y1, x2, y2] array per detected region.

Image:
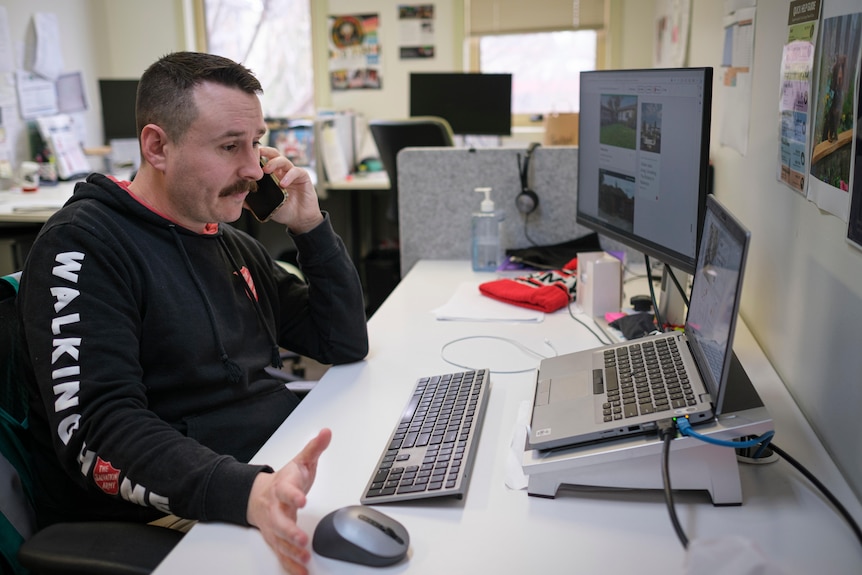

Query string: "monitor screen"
[[98, 79, 139, 143], [409, 73, 512, 136], [575, 67, 713, 274]]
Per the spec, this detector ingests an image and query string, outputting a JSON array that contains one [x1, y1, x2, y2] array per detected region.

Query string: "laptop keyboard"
[[360, 369, 490, 504], [598, 338, 695, 421]]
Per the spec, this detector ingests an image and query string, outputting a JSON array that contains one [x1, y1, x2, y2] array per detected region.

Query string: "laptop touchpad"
[[550, 374, 592, 402]]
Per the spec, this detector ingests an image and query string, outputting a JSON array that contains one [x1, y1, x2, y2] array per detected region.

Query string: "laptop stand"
[[523, 353, 772, 506], [522, 404, 773, 506]]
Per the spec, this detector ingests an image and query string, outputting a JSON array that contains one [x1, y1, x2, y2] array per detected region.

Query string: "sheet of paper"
[[32, 12, 64, 80], [319, 122, 349, 182], [719, 6, 756, 156], [504, 400, 531, 490], [56, 71, 88, 113], [433, 282, 544, 322], [0, 7, 15, 73], [16, 70, 57, 119]]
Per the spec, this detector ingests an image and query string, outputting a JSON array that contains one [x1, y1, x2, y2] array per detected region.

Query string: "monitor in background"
[[575, 67, 713, 274], [98, 79, 139, 144], [409, 73, 512, 137]]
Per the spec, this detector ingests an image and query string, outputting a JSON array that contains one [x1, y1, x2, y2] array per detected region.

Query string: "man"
[[17, 52, 368, 574]]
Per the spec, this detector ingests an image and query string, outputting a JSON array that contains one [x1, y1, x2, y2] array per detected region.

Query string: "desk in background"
[[0, 180, 79, 273], [0, 170, 387, 294], [321, 171, 395, 315], [153, 260, 862, 575]]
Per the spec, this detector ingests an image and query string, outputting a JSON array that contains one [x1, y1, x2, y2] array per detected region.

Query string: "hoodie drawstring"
[[169, 226, 246, 385], [217, 236, 284, 371]]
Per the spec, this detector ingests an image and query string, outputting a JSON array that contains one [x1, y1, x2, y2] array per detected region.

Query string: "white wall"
[[93, 0, 189, 77], [686, 0, 862, 500]]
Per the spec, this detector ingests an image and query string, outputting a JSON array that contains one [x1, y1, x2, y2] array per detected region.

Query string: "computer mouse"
[[312, 505, 410, 567]]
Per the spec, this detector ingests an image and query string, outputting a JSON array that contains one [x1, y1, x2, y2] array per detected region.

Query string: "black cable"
[[769, 442, 862, 548], [566, 299, 611, 345], [644, 254, 665, 332], [522, 213, 540, 246], [665, 266, 691, 308], [659, 425, 689, 549]]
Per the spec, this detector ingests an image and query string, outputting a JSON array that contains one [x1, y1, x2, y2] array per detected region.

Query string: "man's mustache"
[[220, 180, 257, 197]]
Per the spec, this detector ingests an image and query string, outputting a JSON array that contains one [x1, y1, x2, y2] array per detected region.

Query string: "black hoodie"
[[17, 173, 368, 526]]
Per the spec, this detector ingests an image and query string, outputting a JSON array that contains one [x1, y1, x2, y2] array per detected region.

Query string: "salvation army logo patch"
[[93, 457, 120, 495]]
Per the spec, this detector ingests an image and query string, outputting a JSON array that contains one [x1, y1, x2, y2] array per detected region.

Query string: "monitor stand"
[[521, 352, 772, 506]]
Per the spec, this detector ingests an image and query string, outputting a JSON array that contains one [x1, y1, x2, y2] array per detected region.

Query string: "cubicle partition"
[[396, 146, 634, 276]]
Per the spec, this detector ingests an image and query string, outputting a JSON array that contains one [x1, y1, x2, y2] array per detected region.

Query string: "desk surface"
[[0, 180, 78, 223], [324, 171, 390, 190], [0, 167, 325, 224], [153, 260, 862, 574]]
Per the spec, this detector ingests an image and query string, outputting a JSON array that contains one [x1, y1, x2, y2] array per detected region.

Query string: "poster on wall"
[[398, 4, 435, 59], [328, 14, 382, 91], [807, 2, 861, 221], [777, 0, 821, 195]]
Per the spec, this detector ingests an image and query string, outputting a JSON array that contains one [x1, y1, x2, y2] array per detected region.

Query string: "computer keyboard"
[[360, 369, 491, 504]]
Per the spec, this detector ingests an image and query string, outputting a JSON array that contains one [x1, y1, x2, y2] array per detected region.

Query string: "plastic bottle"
[[471, 187, 504, 271]]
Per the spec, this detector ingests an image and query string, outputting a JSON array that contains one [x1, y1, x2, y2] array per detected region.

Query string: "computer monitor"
[[98, 79, 139, 143], [575, 67, 713, 274], [409, 73, 512, 136]]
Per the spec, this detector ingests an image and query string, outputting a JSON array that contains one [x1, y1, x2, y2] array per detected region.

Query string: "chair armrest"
[[18, 522, 184, 575]]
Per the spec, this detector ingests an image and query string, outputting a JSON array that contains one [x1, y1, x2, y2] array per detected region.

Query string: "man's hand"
[[247, 428, 332, 574], [259, 146, 324, 234]]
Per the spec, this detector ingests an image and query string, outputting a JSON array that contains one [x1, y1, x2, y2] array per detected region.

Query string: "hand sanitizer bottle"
[[471, 187, 504, 271]]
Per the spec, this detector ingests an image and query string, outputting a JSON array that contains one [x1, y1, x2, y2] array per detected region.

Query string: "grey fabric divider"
[[397, 146, 633, 277]]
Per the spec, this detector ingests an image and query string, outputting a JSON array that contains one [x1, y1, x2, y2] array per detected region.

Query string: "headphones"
[[516, 143, 540, 214]]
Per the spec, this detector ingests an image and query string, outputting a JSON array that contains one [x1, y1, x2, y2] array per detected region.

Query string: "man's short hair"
[[136, 52, 263, 143]]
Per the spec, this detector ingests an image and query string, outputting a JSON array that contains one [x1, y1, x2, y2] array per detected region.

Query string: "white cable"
[[440, 335, 558, 374]]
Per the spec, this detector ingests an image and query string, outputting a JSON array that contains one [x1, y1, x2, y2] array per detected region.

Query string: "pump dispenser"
[[471, 187, 504, 271]]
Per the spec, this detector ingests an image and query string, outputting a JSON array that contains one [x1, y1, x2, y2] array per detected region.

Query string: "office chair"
[[265, 261, 320, 397], [0, 273, 184, 575], [366, 118, 455, 312], [368, 116, 455, 223]]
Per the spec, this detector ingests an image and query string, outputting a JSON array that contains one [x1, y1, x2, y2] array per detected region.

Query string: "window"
[[203, 0, 314, 118], [479, 30, 597, 116]]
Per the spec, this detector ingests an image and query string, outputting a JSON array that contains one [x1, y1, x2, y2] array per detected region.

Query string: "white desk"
[[153, 260, 862, 575], [0, 180, 78, 223], [323, 171, 390, 191]]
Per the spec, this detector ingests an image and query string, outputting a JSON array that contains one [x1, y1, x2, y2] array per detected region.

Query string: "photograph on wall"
[[777, 0, 820, 195], [398, 4, 435, 59], [328, 14, 382, 91], [807, 6, 861, 220]]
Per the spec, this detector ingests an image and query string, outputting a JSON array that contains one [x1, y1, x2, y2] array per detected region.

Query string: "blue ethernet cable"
[[674, 416, 774, 457]]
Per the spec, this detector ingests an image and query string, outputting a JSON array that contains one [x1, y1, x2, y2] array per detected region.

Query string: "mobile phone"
[[246, 158, 288, 222]]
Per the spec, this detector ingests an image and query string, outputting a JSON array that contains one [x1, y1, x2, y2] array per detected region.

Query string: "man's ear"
[[139, 124, 169, 172]]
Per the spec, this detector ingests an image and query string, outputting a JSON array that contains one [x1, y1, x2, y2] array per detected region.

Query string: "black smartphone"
[[246, 158, 288, 222]]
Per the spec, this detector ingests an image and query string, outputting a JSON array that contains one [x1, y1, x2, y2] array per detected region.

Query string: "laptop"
[[528, 195, 751, 450]]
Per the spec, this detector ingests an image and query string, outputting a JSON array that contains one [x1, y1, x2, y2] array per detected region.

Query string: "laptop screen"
[[685, 196, 750, 412]]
